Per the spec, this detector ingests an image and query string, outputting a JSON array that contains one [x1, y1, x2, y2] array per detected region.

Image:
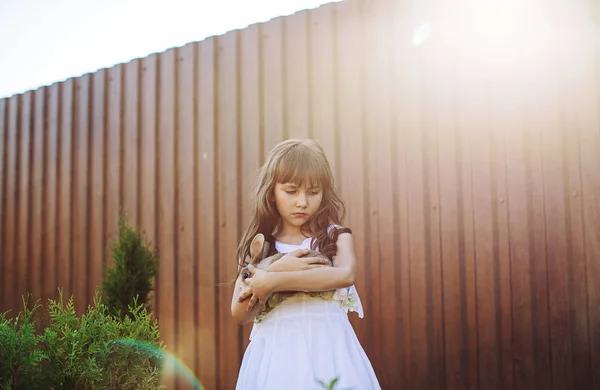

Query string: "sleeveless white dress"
[[235, 231, 381, 390]]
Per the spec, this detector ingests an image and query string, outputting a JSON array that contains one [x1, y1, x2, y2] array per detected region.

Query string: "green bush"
[[102, 216, 159, 321], [0, 290, 165, 390]]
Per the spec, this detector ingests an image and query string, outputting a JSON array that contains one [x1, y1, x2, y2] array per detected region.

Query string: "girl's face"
[[273, 181, 323, 232]]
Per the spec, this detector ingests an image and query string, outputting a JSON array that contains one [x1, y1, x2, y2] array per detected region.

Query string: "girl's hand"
[[267, 249, 331, 272], [236, 283, 253, 303], [239, 265, 274, 311]]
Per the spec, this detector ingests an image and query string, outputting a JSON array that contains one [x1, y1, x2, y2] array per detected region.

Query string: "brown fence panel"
[[216, 29, 243, 390], [17, 92, 32, 310], [156, 47, 177, 389], [195, 37, 218, 390], [239, 23, 262, 348], [123, 60, 140, 225], [3, 96, 18, 313], [335, 0, 369, 357], [174, 42, 198, 388], [262, 17, 285, 153], [2, 0, 600, 389], [89, 69, 106, 301], [30, 89, 45, 306], [73, 75, 91, 315], [285, 10, 310, 140], [0, 99, 5, 312], [310, 3, 338, 185]]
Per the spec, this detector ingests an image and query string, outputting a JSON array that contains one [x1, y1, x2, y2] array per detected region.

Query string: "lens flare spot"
[[413, 23, 432, 46], [112, 338, 204, 389]]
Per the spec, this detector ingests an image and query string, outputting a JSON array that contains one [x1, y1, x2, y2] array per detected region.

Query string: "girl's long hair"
[[236, 138, 348, 270]]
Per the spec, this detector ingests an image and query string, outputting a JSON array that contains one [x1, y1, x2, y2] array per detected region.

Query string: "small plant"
[[0, 289, 165, 389], [0, 295, 46, 389], [316, 377, 352, 390], [102, 215, 159, 321]]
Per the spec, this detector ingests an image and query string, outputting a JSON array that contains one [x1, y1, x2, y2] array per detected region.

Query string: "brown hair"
[[236, 138, 348, 269]]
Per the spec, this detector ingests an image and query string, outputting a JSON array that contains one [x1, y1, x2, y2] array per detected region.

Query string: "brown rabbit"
[[240, 233, 336, 322]]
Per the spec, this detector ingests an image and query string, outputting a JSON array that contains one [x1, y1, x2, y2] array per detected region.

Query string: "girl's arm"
[[230, 256, 263, 324], [243, 232, 357, 303], [270, 232, 356, 292], [231, 274, 262, 324]]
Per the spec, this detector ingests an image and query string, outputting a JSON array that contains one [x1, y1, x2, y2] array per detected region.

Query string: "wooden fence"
[[1, 0, 599, 388]]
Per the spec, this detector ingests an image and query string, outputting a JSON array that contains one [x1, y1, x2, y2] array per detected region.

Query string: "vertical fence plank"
[[560, 10, 592, 385], [157, 48, 177, 389], [44, 85, 59, 302], [106, 65, 122, 269], [503, 60, 536, 389], [463, 33, 501, 390], [454, 24, 480, 390], [420, 5, 466, 389], [396, 8, 432, 386], [470, 85, 499, 390], [58, 80, 74, 301], [89, 70, 106, 299], [521, 25, 552, 390], [583, 1, 600, 385], [216, 30, 241, 390], [0, 98, 5, 312], [139, 56, 157, 314], [176, 43, 198, 388], [541, 79, 571, 390], [17, 92, 32, 306], [309, 4, 337, 185], [574, 9, 600, 386], [284, 10, 309, 139], [418, 8, 446, 389], [580, 138, 599, 386], [362, 0, 395, 384], [262, 17, 284, 153], [416, 6, 465, 389], [335, 0, 369, 353], [489, 39, 516, 390], [73, 76, 90, 314], [123, 60, 140, 225], [390, 0, 415, 386], [563, 92, 591, 389], [196, 37, 218, 390], [534, 7, 572, 388], [239, 23, 262, 348], [30, 89, 45, 305], [580, 108, 600, 389], [4, 96, 19, 311]]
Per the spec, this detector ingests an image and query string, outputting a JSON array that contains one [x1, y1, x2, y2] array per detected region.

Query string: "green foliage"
[[102, 215, 159, 321], [0, 289, 165, 390], [316, 377, 352, 390], [0, 296, 46, 389]]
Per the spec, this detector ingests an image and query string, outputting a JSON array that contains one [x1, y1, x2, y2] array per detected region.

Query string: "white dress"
[[235, 234, 381, 390]]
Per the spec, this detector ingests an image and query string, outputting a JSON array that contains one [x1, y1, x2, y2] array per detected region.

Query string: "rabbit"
[[240, 233, 336, 321]]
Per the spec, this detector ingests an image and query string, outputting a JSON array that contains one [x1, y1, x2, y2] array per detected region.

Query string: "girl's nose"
[[297, 195, 308, 207]]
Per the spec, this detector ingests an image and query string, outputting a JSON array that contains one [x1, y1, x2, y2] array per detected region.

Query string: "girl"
[[231, 138, 381, 390]]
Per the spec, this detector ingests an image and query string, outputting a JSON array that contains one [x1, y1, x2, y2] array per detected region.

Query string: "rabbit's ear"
[[250, 234, 265, 260], [261, 240, 270, 260]]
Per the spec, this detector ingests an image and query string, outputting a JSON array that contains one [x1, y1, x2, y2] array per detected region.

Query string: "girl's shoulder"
[[327, 224, 352, 235]]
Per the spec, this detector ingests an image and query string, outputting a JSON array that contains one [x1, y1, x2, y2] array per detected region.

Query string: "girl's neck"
[[274, 224, 313, 245]]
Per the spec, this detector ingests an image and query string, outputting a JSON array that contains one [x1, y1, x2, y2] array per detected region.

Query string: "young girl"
[[231, 138, 381, 390]]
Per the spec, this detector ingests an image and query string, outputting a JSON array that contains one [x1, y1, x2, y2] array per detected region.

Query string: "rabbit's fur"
[[240, 233, 336, 322]]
